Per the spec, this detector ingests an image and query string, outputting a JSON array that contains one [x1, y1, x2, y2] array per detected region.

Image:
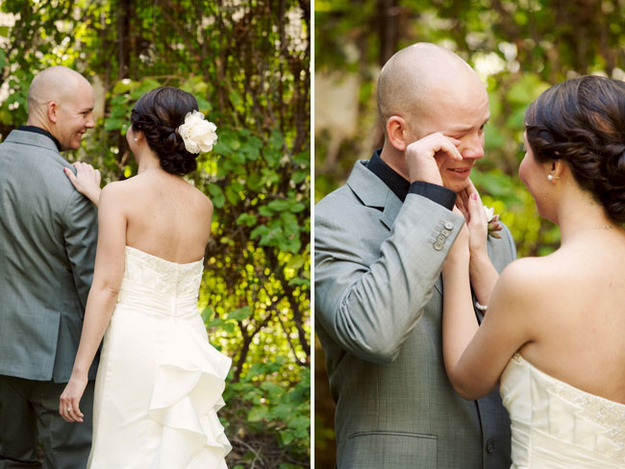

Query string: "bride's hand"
[[444, 207, 470, 268], [458, 179, 501, 309], [64, 162, 101, 207], [59, 374, 88, 423], [457, 180, 488, 257]]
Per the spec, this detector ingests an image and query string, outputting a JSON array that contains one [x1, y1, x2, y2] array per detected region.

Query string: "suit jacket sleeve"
[[63, 191, 98, 312], [315, 192, 465, 364]]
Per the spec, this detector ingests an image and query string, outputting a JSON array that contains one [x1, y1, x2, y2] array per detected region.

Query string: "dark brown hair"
[[130, 86, 199, 175], [525, 75, 625, 223]]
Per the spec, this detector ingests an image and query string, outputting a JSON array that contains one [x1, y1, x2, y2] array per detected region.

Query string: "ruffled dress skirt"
[[88, 247, 231, 468]]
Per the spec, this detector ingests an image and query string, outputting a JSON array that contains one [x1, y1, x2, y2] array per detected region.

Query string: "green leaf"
[[247, 405, 268, 422], [112, 79, 134, 95], [227, 306, 252, 321], [236, 213, 257, 227], [228, 89, 243, 109], [207, 184, 225, 208], [260, 381, 284, 398], [289, 202, 306, 213], [506, 74, 549, 105], [267, 199, 291, 211], [246, 173, 264, 192], [103, 118, 125, 131], [280, 431, 296, 446], [225, 185, 242, 205]]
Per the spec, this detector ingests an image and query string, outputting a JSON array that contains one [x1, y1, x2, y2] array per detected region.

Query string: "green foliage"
[[0, 1, 310, 466], [222, 360, 310, 466]]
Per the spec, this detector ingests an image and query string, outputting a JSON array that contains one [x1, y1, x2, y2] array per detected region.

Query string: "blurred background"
[[314, 0, 625, 466], [0, 1, 310, 467]]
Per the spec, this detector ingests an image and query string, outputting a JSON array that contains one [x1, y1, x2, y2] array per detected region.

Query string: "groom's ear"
[[386, 115, 409, 151], [47, 101, 59, 124]]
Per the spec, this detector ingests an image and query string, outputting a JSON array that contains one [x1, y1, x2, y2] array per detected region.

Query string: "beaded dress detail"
[[500, 353, 625, 468], [88, 246, 231, 468]]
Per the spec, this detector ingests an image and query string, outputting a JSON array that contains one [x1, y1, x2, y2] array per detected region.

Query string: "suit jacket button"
[[444, 221, 454, 230], [433, 241, 444, 251], [486, 439, 496, 454], [441, 228, 451, 237]]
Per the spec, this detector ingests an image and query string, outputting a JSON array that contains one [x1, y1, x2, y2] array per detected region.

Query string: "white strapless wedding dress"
[[500, 353, 625, 468], [88, 246, 231, 468]]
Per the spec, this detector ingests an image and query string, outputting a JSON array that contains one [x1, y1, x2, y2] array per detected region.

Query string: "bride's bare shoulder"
[[99, 179, 130, 198], [495, 254, 562, 299]]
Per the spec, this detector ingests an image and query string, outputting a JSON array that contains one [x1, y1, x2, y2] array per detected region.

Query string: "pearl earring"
[[134, 137, 138, 142], [547, 174, 553, 181]]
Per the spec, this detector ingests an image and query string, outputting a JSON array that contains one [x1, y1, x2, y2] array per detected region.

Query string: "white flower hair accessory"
[[484, 205, 503, 239], [177, 110, 218, 154]]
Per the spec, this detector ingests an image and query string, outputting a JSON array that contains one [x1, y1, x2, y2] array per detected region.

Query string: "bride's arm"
[[64, 161, 102, 207], [443, 243, 536, 400], [59, 183, 127, 422], [442, 222, 480, 392]]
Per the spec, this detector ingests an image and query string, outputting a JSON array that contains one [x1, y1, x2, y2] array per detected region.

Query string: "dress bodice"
[[117, 246, 204, 316], [500, 353, 625, 468]]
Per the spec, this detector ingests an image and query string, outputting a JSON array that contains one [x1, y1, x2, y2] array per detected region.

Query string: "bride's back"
[[121, 171, 212, 264], [520, 231, 625, 404]]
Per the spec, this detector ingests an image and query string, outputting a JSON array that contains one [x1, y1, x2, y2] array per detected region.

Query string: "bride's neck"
[[135, 150, 162, 174], [556, 195, 617, 244]]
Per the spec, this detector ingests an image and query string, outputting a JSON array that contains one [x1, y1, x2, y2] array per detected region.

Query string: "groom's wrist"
[[408, 181, 456, 210]]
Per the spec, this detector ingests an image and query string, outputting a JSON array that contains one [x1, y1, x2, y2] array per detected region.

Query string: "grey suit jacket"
[[0, 129, 98, 383], [315, 160, 516, 468]]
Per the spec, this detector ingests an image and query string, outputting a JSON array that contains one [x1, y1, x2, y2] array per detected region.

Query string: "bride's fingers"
[[63, 167, 79, 189], [462, 180, 485, 224], [468, 192, 486, 223], [60, 403, 84, 423], [75, 162, 96, 177], [59, 400, 72, 422], [70, 405, 84, 423]]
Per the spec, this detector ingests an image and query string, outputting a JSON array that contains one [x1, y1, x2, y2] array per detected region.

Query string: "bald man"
[[0, 66, 98, 468], [315, 43, 516, 467]]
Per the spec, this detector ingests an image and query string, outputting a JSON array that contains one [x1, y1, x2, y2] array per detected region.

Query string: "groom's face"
[[409, 83, 490, 194], [54, 83, 95, 151]]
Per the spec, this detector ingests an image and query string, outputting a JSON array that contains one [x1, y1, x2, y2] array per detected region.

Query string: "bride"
[[443, 75, 625, 468], [59, 87, 231, 468]]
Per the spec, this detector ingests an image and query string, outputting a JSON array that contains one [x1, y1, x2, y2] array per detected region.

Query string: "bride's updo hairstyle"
[[130, 86, 199, 176], [525, 75, 625, 223]]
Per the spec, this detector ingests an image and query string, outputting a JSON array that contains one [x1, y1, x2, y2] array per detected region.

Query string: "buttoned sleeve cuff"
[[408, 181, 457, 210]]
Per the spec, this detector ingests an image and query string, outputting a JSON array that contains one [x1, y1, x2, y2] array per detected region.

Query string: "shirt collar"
[[18, 126, 62, 152], [366, 148, 410, 202]]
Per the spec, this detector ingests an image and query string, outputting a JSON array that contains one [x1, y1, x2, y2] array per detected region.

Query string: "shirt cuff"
[[408, 181, 457, 210]]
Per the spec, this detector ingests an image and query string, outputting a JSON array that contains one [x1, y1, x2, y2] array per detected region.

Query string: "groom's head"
[[27, 66, 95, 151], [376, 43, 490, 193]]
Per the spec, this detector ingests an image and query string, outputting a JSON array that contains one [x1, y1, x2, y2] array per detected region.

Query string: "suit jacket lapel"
[[347, 160, 403, 230]]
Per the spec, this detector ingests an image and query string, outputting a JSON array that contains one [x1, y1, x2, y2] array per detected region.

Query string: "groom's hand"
[[405, 132, 462, 186]]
